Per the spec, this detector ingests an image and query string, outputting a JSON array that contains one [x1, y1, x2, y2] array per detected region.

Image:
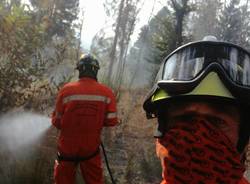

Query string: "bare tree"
[[105, 0, 143, 92], [76, 10, 84, 61], [114, 0, 142, 97], [107, 0, 125, 85]]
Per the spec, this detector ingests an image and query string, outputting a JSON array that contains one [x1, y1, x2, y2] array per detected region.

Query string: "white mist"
[[0, 111, 51, 151]]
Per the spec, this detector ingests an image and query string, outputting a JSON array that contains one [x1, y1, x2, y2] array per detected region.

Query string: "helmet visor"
[[162, 43, 250, 87]]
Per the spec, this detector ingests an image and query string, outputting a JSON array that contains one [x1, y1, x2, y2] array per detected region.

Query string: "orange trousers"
[[54, 153, 104, 184]]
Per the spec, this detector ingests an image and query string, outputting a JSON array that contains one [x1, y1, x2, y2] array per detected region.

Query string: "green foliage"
[[189, 0, 250, 49], [0, 3, 46, 110], [129, 6, 176, 67], [128, 0, 193, 67], [126, 2, 193, 87], [217, 0, 242, 42], [191, 0, 222, 40], [128, 0, 250, 87], [30, 0, 79, 37], [217, 0, 250, 49], [151, 8, 176, 62], [0, 0, 80, 112]]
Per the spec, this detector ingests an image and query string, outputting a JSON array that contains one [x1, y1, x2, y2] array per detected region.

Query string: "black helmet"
[[76, 54, 100, 79]]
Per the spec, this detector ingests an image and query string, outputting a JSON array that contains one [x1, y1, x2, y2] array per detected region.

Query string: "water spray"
[[0, 111, 51, 152], [0, 111, 53, 183]]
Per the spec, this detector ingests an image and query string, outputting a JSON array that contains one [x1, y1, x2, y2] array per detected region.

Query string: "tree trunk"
[[76, 10, 84, 62], [107, 0, 125, 86], [171, 0, 189, 48], [175, 12, 184, 46]]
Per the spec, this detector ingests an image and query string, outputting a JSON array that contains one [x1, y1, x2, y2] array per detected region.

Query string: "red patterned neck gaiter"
[[156, 119, 246, 184]]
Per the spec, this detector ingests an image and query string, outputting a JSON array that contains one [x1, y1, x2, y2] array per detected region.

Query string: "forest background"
[[0, 0, 249, 183]]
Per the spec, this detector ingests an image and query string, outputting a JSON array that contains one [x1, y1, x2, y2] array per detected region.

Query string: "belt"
[[57, 148, 100, 163]]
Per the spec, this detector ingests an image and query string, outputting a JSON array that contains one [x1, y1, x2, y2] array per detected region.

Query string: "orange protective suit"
[[156, 119, 249, 184], [52, 77, 118, 184]]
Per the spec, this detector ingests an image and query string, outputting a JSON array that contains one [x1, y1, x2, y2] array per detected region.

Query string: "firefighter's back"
[[58, 78, 113, 156]]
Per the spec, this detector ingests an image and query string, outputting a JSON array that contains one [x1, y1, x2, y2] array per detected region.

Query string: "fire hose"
[[101, 142, 116, 184]]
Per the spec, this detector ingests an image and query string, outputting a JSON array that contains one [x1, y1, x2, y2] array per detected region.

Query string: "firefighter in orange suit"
[[51, 54, 118, 184]]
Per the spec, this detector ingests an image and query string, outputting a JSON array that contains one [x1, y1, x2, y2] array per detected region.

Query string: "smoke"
[[0, 111, 51, 152]]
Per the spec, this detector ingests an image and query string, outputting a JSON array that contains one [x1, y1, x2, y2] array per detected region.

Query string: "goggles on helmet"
[[157, 41, 250, 99], [143, 40, 250, 117]]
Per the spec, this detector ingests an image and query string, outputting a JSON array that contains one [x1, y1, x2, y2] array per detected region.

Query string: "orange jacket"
[[52, 77, 118, 156]]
